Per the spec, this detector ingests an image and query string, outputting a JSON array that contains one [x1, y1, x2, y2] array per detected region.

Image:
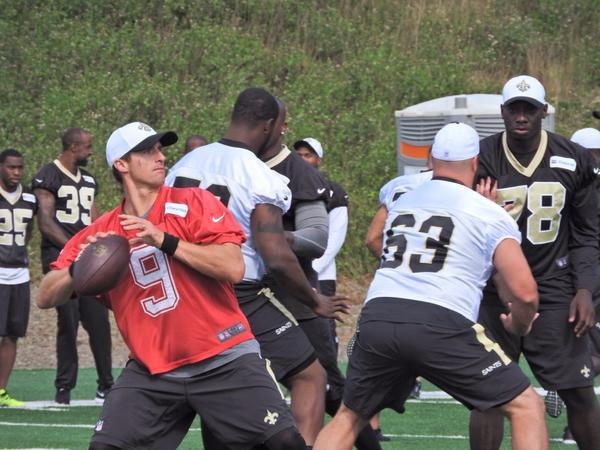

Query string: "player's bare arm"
[[492, 238, 538, 336], [33, 188, 71, 247], [90, 201, 99, 222], [251, 203, 349, 321], [36, 231, 114, 308], [364, 204, 387, 258], [36, 268, 74, 309], [25, 218, 35, 245], [119, 214, 244, 284]]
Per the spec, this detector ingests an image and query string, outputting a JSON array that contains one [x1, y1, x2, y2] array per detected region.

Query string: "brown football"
[[71, 234, 130, 296]]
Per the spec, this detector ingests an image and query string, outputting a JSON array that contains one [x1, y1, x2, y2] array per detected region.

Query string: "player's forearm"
[[289, 201, 329, 258], [36, 268, 74, 308], [313, 207, 348, 272], [173, 241, 245, 284], [34, 189, 71, 247], [252, 203, 319, 310], [509, 295, 539, 336], [37, 216, 70, 248], [364, 206, 387, 259], [266, 257, 319, 309]]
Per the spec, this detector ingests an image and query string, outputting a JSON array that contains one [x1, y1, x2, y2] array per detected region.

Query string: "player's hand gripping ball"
[[71, 234, 130, 295]]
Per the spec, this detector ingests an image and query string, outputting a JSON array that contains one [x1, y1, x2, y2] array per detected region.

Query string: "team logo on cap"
[[516, 79, 531, 92], [137, 122, 152, 131]]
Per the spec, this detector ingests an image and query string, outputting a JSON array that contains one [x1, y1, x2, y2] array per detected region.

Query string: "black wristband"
[[160, 233, 180, 256]]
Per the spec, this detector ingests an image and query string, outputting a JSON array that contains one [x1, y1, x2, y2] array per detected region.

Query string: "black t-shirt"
[[264, 147, 331, 319], [32, 160, 97, 258], [270, 150, 331, 231], [0, 186, 37, 268], [476, 131, 599, 308], [326, 179, 349, 212]]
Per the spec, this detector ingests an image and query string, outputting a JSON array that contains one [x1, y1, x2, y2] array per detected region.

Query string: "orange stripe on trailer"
[[399, 142, 430, 159]]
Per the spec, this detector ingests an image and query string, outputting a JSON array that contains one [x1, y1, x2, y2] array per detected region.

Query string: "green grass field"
[[1, 365, 597, 449]]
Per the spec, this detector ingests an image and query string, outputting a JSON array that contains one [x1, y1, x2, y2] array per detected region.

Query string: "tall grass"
[[1, 0, 598, 277]]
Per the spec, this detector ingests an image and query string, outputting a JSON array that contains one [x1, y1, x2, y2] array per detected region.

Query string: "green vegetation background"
[[1, 0, 598, 276]]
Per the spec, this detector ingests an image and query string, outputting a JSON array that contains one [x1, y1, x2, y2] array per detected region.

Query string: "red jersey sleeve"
[[184, 188, 246, 246]]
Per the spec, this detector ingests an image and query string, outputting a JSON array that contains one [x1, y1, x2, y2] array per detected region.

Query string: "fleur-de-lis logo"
[[263, 410, 279, 425], [137, 122, 152, 131], [516, 80, 530, 92], [581, 365, 591, 378]]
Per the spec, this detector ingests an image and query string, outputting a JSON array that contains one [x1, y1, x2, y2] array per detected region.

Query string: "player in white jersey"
[[365, 157, 432, 259], [166, 140, 290, 283], [166, 87, 347, 447], [314, 123, 548, 450], [364, 157, 433, 429]]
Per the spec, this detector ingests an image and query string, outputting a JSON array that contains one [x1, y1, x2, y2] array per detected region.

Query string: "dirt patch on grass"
[[16, 274, 371, 369]]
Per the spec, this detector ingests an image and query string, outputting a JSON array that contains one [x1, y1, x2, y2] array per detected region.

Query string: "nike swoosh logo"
[[35, 178, 43, 183], [212, 212, 226, 222], [317, 188, 326, 194]]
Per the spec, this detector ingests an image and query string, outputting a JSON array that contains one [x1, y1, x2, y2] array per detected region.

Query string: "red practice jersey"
[[52, 186, 251, 374]]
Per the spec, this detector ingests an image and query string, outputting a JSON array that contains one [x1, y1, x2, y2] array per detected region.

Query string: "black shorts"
[[590, 323, 600, 358], [344, 298, 530, 420], [589, 304, 600, 358], [318, 279, 336, 296], [0, 282, 30, 338], [90, 354, 296, 450], [240, 288, 316, 382], [479, 304, 595, 390]]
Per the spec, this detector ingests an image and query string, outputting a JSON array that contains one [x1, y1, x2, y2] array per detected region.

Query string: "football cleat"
[[562, 426, 576, 445], [409, 380, 422, 399], [373, 428, 391, 442], [544, 390, 563, 418], [95, 385, 112, 403], [0, 388, 24, 407], [55, 387, 71, 405]]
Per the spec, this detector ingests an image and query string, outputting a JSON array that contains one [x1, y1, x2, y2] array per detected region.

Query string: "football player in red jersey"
[[36, 122, 307, 450], [472, 76, 600, 449]]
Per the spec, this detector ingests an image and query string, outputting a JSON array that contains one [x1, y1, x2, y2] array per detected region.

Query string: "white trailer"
[[395, 94, 555, 175]]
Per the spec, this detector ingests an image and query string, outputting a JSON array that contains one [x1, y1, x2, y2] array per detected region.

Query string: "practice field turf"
[[1, 366, 598, 449]]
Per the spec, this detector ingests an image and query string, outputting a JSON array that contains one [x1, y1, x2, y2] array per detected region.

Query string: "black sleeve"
[[286, 154, 331, 204], [327, 180, 349, 211], [569, 149, 600, 292], [31, 164, 59, 193]]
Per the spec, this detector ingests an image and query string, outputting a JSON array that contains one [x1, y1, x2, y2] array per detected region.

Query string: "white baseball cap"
[[105, 122, 178, 167], [293, 137, 323, 158], [502, 75, 546, 108], [431, 123, 480, 161], [571, 128, 600, 150]]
